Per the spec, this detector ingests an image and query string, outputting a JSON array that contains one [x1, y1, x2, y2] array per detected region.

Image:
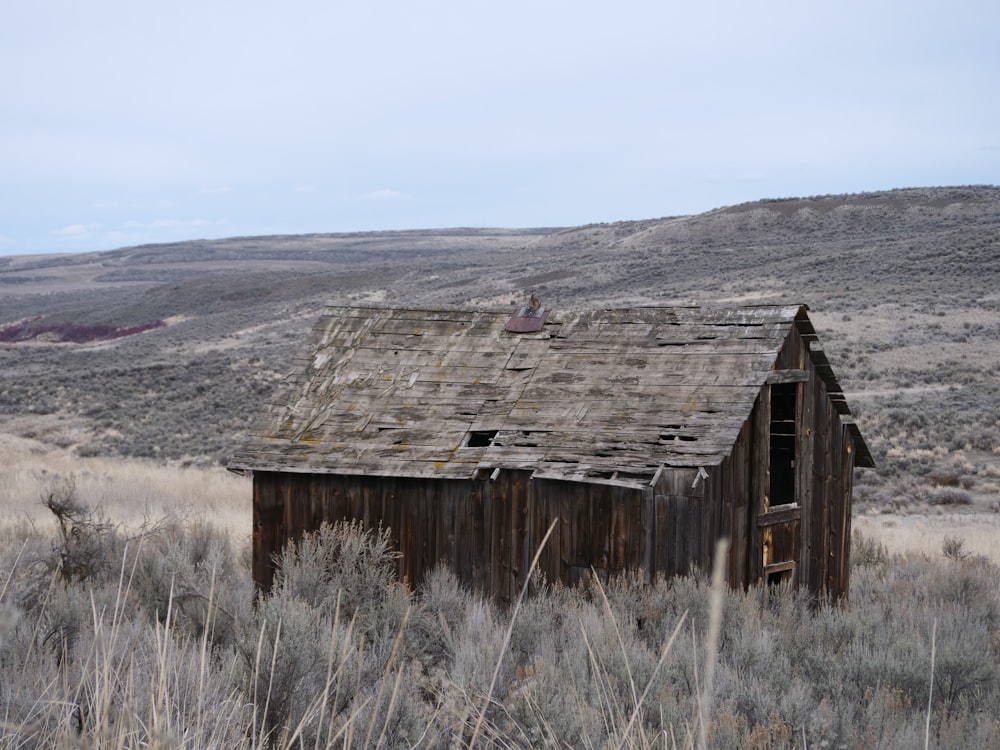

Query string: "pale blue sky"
[[2, 0, 997, 255]]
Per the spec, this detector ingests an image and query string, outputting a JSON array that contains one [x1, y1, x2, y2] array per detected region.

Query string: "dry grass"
[[3, 434, 992, 747], [3, 509, 999, 747], [854, 511, 1000, 564], [0, 434, 250, 540]]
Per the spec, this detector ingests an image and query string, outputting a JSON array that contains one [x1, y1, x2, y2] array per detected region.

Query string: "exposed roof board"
[[230, 303, 872, 486]]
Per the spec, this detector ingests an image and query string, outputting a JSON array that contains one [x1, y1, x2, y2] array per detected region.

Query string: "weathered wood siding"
[[254, 469, 738, 603], [704, 320, 860, 599]]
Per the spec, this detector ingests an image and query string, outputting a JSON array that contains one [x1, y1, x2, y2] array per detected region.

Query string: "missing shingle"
[[466, 430, 499, 448]]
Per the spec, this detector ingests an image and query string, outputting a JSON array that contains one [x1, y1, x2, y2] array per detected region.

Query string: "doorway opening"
[[769, 383, 798, 506]]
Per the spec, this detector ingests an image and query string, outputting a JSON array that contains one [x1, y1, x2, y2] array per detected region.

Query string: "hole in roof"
[[661, 433, 697, 442], [466, 430, 498, 448]]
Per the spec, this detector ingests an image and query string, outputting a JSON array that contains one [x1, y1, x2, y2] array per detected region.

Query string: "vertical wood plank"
[[734, 423, 750, 589], [559, 482, 574, 584], [653, 494, 669, 579], [591, 486, 611, 584], [672, 496, 689, 576], [839, 424, 856, 600], [492, 473, 509, 605], [641, 488, 655, 583], [512, 471, 530, 599], [477, 477, 491, 595], [798, 365, 816, 591], [748, 391, 768, 584]]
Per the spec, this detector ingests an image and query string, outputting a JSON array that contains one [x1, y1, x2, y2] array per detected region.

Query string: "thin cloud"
[[361, 188, 411, 201], [52, 223, 101, 236], [704, 173, 768, 184], [120, 218, 224, 229]]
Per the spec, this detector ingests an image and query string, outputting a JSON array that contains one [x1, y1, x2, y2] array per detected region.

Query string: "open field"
[[0, 434, 249, 540]]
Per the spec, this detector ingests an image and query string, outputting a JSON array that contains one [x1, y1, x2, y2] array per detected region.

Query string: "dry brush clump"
[[2, 502, 1000, 748]]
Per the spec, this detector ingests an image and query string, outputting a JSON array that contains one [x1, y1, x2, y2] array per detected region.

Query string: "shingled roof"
[[230, 303, 871, 487]]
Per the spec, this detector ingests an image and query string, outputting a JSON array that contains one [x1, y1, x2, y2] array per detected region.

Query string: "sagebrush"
[[1, 504, 999, 748]]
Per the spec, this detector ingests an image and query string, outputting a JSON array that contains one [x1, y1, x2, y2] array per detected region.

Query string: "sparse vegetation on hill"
[[3, 186, 1000, 509]]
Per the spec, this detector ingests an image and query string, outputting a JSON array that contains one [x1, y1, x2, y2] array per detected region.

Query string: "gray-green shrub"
[[2, 515, 1000, 748]]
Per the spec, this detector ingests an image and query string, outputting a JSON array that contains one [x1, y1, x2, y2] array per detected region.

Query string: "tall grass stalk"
[[696, 539, 729, 750], [925, 617, 937, 750]]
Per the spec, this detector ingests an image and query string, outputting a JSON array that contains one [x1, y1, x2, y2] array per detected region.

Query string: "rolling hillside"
[[3, 185, 999, 509]]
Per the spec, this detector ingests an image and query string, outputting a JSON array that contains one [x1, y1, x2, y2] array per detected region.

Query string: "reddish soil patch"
[[0, 317, 165, 344]]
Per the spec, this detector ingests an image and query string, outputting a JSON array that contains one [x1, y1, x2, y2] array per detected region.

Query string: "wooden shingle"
[[231, 303, 872, 487]]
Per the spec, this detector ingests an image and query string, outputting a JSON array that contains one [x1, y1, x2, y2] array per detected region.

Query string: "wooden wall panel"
[[590, 485, 612, 583], [724, 426, 749, 589], [252, 475, 284, 591], [510, 470, 531, 602], [798, 357, 816, 592], [837, 424, 856, 599], [704, 466, 724, 575], [748, 391, 768, 583]]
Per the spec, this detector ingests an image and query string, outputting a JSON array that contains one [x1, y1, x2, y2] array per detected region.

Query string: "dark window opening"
[[769, 383, 798, 506], [467, 430, 498, 448], [767, 569, 788, 587]]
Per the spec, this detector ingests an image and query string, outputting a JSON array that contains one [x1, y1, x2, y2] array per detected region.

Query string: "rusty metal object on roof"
[[505, 295, 551, 333]]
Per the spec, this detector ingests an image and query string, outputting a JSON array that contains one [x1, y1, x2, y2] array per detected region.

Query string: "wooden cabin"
[[230, 303, 873, 603]]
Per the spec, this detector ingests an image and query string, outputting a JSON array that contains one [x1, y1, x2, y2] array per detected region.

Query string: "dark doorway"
[[769, 383, 798, 506]]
